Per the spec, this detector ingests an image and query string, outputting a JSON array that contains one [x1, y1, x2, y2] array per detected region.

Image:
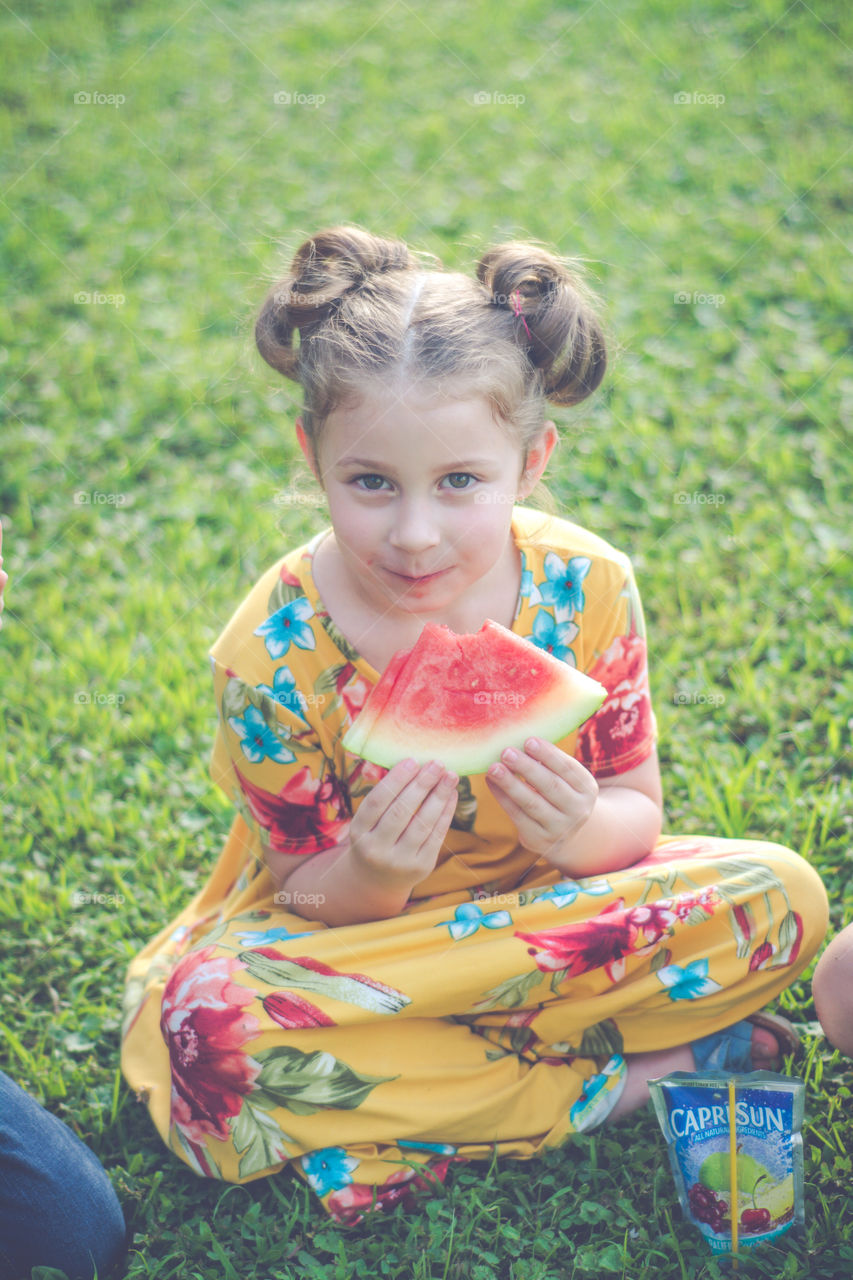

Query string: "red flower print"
[[263, 991, 335, 1029], [516, 900, 639, 982], [280, 565, 302, 589], [576, 633, 654, 776], [234, 763, 350, 857], [160, 945, 260, 1145], [632, 838, 717, 868], [327, 1161, 452, 1225], [749, 940, 776, 970], [336, 663, 373, 722]]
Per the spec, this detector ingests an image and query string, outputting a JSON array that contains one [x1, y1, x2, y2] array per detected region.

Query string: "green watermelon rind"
[[342, 620, 607, 775]]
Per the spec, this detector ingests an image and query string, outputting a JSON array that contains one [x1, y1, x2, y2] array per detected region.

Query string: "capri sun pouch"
[[649, 1071, 804, 1255]]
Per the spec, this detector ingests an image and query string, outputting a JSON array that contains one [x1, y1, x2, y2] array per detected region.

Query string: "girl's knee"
[[813, 925, 853, 1057]]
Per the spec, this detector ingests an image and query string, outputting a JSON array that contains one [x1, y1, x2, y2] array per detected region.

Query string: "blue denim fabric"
[[0, 1071, 127, 1279]]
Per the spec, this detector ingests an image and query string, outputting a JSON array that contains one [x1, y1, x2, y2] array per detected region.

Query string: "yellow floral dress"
[[121, 507, 828, 1223]]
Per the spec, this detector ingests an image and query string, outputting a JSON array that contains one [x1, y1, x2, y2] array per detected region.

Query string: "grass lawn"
[[1, 0, 851, 1276]]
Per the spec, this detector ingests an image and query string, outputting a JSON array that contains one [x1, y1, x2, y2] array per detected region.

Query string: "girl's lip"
[[388, 567, 449, 583]]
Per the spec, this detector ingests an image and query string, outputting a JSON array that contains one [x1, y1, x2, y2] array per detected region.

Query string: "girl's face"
[[297, 385, 556, 623]]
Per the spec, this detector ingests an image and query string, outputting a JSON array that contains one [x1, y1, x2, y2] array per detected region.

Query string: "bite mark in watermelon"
[[342, 620, 607, 775]]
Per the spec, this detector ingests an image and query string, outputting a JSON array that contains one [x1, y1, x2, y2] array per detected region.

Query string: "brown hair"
[[255, 225, 607, 469]]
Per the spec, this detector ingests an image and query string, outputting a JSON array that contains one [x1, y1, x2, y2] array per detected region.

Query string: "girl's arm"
[[260, 758, 459, 927]]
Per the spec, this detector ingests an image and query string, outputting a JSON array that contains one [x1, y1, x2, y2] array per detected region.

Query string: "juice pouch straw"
[[649, 1071, 805, 1255]]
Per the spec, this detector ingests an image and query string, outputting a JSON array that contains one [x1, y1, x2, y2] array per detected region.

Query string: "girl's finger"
[[374, 761, 455, 845]]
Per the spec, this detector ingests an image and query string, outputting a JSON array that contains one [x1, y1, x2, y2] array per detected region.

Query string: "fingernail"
[[502, 747, 518, 764]]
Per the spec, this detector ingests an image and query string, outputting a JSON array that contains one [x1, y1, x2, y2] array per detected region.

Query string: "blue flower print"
[[254, 598, 316, 660], [256, 666, 308, 719], [301, 1147, 360, 1196], [518, 554, 542, 608], [539, 553, 591, 615], [397, 1139, 458, 1155], [234, 926, 315, 947], [437, 902, 513, 941], [529, 610, 579, 664], [534, 878, 613, 909], [569, 1055, 626, 1132], [656, 958, 723, 1001], [229, 705, 296, 765]]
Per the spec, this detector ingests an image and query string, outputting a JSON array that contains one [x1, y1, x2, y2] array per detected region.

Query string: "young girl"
[[121, 227, 829, 1224]]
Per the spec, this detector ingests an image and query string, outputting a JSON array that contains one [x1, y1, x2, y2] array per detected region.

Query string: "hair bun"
[[256, 226, 418, 381], [477, 242, 607, 406]]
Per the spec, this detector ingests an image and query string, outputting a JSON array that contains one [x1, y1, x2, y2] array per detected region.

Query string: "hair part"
[[255, 225, 607, 467]]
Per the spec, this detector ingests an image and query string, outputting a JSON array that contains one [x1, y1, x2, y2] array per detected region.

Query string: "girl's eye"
[[444, 472, 476, 490], [354, 474, 388, 491]]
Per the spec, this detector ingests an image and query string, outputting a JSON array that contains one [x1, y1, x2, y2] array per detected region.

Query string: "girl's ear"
[[295, 417, 322, 484], [517, 421, 558, 500]]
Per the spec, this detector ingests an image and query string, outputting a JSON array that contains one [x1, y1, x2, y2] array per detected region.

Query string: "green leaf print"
[[319, 614, 362, 664], [237, 952, 412, 1013], [578, 1019, 624, 1058], [233, 1097, 293, 1179], [450, 776, 478, 832], [470, 968, 544, 1011], [253, 1046, 395, 1114], [222, 676, 253, 720], [267, 579, 308, 614]]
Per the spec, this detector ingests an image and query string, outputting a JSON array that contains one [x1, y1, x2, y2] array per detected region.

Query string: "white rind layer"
[[355, 683, 606, 775]]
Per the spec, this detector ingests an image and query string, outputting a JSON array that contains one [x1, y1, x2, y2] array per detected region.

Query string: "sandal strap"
[[691, 1019, 754, 1073]]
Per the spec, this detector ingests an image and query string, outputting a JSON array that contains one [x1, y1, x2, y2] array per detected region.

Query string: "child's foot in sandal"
[[692, 1010, 800, 1074]]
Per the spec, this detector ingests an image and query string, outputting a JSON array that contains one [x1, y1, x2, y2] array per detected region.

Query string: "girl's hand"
[[485, 737, 598, 864], [347, 758, 458, 893]]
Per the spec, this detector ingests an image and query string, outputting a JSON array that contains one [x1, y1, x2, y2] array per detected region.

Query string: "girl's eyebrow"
[[335, 456, 494, 471]]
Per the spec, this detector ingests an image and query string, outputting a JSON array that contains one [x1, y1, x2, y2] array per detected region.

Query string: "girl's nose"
[[388, 500, 441, 553]]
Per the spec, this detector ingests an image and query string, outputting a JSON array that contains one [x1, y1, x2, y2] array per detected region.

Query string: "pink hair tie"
[[511, 290, 532, 341]]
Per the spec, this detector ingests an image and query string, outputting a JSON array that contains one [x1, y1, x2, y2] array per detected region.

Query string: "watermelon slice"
[[342, 619, 607, 775]]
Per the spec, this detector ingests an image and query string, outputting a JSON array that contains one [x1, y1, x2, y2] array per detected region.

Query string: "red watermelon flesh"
[[342, 619, 607, 775]]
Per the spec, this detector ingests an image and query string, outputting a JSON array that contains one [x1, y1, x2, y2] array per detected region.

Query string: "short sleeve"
[[574, 561, 658, 779], [208, 652, 352, 860]]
